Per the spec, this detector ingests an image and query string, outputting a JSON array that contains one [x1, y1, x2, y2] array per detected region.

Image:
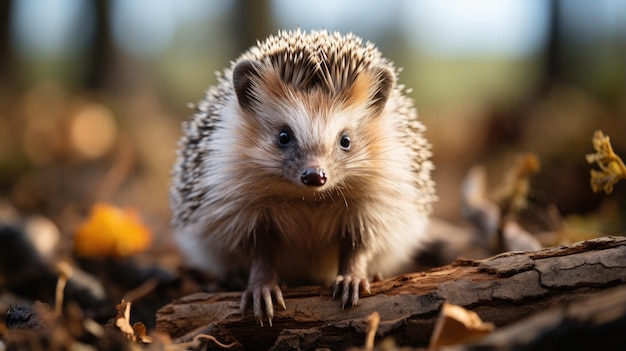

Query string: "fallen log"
[[440, 285, 626, 351], [155, 236, 626, 350]]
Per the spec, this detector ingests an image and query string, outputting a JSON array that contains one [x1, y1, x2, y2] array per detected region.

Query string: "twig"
[[123, 277, 159, 302], [365, 311, 380, 350], [166, 333, 238, 350], [54, 261, 73, 316]]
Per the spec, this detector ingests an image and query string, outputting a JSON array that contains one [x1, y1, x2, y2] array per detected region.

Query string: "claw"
[[333, 274, 370, 309], [240, 290, 250, 318], [240, 283, 285, 327], [363, 279, 371, 294], [342, 278, 352, 309], [274, 285, 286, 310], [332, 275, 343, 299], [253, 288, 264, 322], [262, 286, 274, 325], [350, 279, 361, 307]]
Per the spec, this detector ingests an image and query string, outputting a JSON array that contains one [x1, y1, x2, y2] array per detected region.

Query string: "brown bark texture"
[[156, 236, 626, 350]]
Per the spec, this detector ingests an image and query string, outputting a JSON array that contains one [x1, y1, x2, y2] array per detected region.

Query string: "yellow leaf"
[[74, 203, 152, 257]]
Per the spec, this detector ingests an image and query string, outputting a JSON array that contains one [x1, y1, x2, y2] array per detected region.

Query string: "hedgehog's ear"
[[368, 65, 395, 115], [345, 66, 395, 116], [233, 60, 262, 113]]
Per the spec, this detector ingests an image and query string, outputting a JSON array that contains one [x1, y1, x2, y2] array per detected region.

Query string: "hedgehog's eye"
[[277, 129, 292, 147], [339, 133, 351, 150]]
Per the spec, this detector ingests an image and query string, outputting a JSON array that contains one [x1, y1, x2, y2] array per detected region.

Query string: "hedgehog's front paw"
[[240, 283, 286, 327], [333, 274, 371, 309]]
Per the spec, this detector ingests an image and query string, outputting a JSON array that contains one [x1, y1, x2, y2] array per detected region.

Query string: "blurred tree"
[[543, 0, 561, 91], [231, 0, 273, 53], [486, 0, 560, 145], [0, 0, 15, 87], [84, 0, 112, 91]]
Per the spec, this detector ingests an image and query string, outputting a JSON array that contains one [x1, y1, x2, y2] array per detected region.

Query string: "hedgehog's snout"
[[301, 167, 327, 187]]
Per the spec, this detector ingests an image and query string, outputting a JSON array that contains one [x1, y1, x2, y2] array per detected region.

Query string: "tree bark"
[[440, 285, 626, 351], [156, 236, 626, 350]]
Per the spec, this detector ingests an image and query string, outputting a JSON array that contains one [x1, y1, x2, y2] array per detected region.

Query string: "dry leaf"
[[586, 130, 626, 194], [493, 153, 541, 213], [114, 300, 152, 344], [429, 302, 495, 349], [132, 321, 152, 344], [74, 203, 152, 257], [114, 300, 135, 340]]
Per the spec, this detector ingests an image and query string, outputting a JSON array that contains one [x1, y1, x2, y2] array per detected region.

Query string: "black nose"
[[301, 168, 327, 186]]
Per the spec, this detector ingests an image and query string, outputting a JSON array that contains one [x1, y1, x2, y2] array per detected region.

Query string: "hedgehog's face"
[[231, 59, 396, 200], [257, 106, 356, 195]]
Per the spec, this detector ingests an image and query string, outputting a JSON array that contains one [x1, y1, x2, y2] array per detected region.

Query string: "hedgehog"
[[170, 29, 436, 325]]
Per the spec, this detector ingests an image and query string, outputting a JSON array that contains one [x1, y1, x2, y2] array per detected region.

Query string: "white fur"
[[173, 88, 432, 284]]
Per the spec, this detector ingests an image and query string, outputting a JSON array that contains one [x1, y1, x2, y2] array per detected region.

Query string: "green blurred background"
[[0, 0, 625, 243]]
